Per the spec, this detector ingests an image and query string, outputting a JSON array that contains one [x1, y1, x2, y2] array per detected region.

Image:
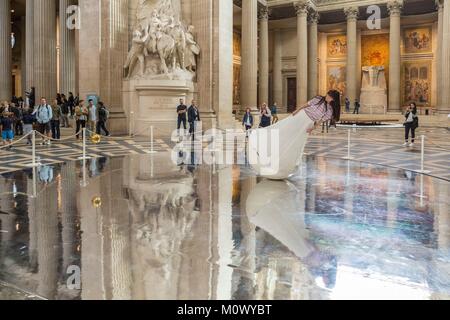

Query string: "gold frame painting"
[[403, 27, 432, 54], [327, 35, 347, 59], [402, 61, 432, 106], [327, 65, 346, 101]]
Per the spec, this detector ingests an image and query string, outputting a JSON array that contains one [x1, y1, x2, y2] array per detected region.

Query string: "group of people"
[[242, 103, 280, 133], [0, 91, 111, 148], [176, 98, 200, 139], [344, 97, 361, 114]]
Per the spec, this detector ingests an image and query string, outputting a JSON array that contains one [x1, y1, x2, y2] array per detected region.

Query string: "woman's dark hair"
[[410, 102, 418, 115], [327, 90, 341, 123]]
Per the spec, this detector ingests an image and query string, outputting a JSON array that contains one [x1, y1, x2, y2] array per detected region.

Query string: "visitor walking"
[[96, 102, 110, 136], [270, 103, 279, 124], [75, 100, 88, 140], [259, 104, 272, 128], [345, 97, 350, 113], [353, 100, 360, 114], [51, 99, 62, 140], [1, 112, 15, 149], [87, 99, 97, 133], [22, 108, 36, 145], [177, 99, 188, 135], [242, 108, 254, 135], [403, 102, 419, 147], [188, 100, 201, 140], [60, 94, 71, 128], [68, 92, 75, 117], [33, 98, 53, 145]]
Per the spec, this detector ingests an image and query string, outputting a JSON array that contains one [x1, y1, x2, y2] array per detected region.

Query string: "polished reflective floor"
[[0, 153, 449, 300]]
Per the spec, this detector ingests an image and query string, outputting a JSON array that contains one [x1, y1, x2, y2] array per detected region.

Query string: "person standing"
[[188, 100, 201, 139], [242, 108, 254, 134], [33, 97, 53, 145], [75, 100, 88, 140], [51, 99, 62, 140], [353, 100, 360, 115], [68, 92, 75, 117], [96, 102, 110, 136], [345, 97, 351, 113], [259, 104, 272, 128], [177, 98, 188, 135], [270, 103, 279, 124], [11, 103, 23, 136], [87, 99, 98, 134], [22, 108, 36, 145], [60, 94, 70, 128], [0, 112, 15, 149], [403, 102, 419, 147]]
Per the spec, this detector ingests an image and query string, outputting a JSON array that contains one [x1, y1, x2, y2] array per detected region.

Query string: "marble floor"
[[0, 152, 449, 300]]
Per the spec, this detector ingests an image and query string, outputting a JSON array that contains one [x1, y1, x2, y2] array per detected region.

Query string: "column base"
[[109, 112, 128, 136]]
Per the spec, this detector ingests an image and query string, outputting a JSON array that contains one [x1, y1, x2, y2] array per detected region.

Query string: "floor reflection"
[[0, 153, 449, 300]]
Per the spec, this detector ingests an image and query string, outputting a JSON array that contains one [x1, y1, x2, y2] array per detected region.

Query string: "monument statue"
[[124, 0, 201, 80], [360, 66, 388, 114]]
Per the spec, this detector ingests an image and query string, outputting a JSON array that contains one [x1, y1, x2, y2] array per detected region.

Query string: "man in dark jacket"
[[188, 100, 201, 139], [177, 99, 188, 135], [96, 101, 110, 136]]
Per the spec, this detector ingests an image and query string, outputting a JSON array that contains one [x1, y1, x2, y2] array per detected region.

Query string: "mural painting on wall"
[[403, 61, 431, 106], [327, 65, 346, 100], [404, 27, 432, 54], [327, 35, 347, 58], [361, 34, 390, 84]]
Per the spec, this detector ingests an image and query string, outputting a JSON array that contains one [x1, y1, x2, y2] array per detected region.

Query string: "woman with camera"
[[403, 102, 419, 147]]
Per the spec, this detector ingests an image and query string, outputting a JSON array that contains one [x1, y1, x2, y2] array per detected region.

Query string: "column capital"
[[435, 0, 444, 11], [344, 6, 359, 21], [387, 0, 403, 17], [258, 6, 270, 20], [294, 1, 310, 16], [308, 11, 320, 24]]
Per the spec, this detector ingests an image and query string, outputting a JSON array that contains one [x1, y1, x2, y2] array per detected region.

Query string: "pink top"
[[303, 96, 333, 122]]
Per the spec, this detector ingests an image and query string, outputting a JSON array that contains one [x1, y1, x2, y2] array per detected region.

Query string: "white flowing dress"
[[247, 109, 314, 180]]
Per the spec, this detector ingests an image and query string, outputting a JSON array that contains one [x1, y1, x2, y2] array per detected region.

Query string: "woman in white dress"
[[248, 90, 341, 180]]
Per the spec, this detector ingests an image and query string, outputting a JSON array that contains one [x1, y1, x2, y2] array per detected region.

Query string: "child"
[[23, 108, 36, 145], [1, 112, 15, 148]]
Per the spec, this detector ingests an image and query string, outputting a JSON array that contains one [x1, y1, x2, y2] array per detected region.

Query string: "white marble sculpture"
[[360, 66, 388, 114], [124, 0, 201, 81]]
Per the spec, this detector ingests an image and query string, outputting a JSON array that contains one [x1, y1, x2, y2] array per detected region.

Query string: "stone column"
[[273, 30, 283, 108], [258, 7, 270, 106], [59, 0, 76, 95], [308, 11, 319, 100], [34, 0, 57, 101], [241, 0, 258, 110], [25, 0, 34, 98], [344, 7, 358, 105], [20, 17, 27, 99], [295, 1, 309, 106], [436, 1, 444, 109], [0, 0, 12, 101], [388, 0, 403, 112], [440, 0, 450, 113]]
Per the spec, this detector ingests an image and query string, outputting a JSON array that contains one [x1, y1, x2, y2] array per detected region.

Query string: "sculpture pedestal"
[[360, 88, 388, 114], [123, 79, 195, 137]]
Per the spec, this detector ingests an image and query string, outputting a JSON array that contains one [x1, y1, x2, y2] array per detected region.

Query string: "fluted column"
[[258, 7, 270, 106], [308, 11, 319, 100], [388, 1, 403, 112], [273, 30, 283, 107], [344, 7, 358, 105], [59, 0, 76, 95], [34, 0, 57, 100], [0, 0, 12, 101], [25, 0, 34, 98], [295, 1, 309, 106], [436, 1, 444, 109], [440, 0, 450, 113], [241, 0, 258, 110]]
